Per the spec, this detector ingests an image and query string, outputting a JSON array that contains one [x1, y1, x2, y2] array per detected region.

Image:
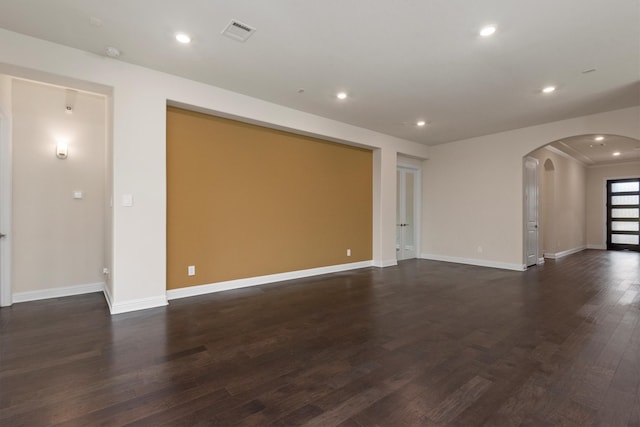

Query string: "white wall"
[[586, 161, 640, 249], [422, 107, 640, 270], [11, 79, 106, 295], [0, 29, 430, 313], [529, 147, 587, 257]]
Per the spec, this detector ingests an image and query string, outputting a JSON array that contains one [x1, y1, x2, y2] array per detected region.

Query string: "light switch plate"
[[73, 191, 83, 199], [122, 194, 133, 207]]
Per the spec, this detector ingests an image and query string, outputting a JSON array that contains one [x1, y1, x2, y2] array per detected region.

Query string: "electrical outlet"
[[477, 246, 483, 253], [102, 267, 109, 275], [347, 249, 351, 256], [188, 265, 196, 276]]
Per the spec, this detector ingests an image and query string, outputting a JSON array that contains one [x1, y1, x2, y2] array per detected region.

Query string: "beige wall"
[[167, 107, 373, 289], [421, 107, 640, 270], [528, 147, 587, 256], [586, 161, 640, 249], [1, 29, 637, 311], [12, 79, 106, 293]]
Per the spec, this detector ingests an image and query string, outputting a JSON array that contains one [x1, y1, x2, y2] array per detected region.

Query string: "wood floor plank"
[[1, 250, 639, 426]]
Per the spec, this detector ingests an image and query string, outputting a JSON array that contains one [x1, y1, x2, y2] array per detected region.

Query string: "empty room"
[[1, 1, 639, 425]]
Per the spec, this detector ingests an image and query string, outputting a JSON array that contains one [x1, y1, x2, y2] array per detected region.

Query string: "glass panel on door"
[[607, 178, 640, 252]]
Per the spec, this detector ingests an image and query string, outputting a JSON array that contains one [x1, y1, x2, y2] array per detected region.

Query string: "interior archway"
[[525, 134, 640, 262]]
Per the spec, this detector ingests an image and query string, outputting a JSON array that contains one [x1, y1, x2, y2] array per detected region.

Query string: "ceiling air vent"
[[221, 20, 256, 42]]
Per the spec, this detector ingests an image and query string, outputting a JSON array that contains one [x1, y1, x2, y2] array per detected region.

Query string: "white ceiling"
[[0, 0, 638, 146], [550, 134, 640, 165]]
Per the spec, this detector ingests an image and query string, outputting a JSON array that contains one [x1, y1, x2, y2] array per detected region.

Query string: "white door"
[[524, 157, 539, 267], [397, 167, 418, 260]]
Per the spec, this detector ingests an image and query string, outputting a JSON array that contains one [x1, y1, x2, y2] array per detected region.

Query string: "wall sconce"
[[56, 142, 68, 159]]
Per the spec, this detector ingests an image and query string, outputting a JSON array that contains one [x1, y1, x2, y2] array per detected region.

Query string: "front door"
[[607, 178, 640, 251], [397, 167, 417, 260]]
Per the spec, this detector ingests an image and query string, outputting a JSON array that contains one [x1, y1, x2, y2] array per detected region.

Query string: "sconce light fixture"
[[56, 142, 68, 159]]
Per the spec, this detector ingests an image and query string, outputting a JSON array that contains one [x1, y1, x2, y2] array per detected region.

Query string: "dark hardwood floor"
[[1, 250, 639, 426]]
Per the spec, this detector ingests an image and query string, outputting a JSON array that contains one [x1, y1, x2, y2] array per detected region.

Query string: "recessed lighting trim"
[[479, 25, 497, 37], [176, 33, 191, 44], [594, 136, 604, 141], [336, 92, 348, 100], [542, 86, 556, 94], [104, 46, 121, 58], [416, 120, 426, 127], [613, 152, 621, 156]]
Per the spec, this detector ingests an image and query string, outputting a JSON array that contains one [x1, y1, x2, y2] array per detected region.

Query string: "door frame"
[[396, 163, 421, 260], [0, 105, 12, 306], [523, 157, 540, 267]]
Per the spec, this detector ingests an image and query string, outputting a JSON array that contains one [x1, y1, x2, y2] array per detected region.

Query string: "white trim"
[[537, 257, 545, 265], [523, 156, 540, 267], [12, 282, 105, 303], [167, 260, 374, 301], [587, 160, 640, 169], [543, 245, 586, 259], [396, 164, 422, 261], [420, 253, 526, 271], [372, 259, 398, 268], [103, 284, 114, 312], [545, 144, 590, 167], [587, 244, 606, 250], [108, 295, 168, 314]]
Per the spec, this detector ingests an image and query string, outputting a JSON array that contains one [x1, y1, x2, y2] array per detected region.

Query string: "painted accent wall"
[[166, 107, 372, 289], [528, 147, 587, 257], [11, 79, 106, 293], [586, 161, 640, 249]]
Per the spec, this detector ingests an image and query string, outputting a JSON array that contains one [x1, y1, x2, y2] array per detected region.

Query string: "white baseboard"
[[543, 246, 586, 259], [538, 257, 545, 265], [167, 260, 374, 301], [587, 244, 606, 250], [108, 294, 168, 315], [420, 253, 526, 271], [12, 282, 105, 303], [372, 259, 398, 268], [103, 284, 114, 312]]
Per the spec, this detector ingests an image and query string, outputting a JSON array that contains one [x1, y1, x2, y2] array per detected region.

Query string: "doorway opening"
[[0, 75, 110, 306]]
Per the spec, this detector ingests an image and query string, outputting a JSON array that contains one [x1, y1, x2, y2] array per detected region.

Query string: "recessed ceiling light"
[[89, 17, 103, 27], [613, 152, 621, 156], [542, 86, 556, 94], [104, 46, 121, 58], [336, 92, 348, 100], [479, 26, 497, 37], [416, 120, 426, 127], [176, 33, 191, 44], [594, 136, 604, 141]]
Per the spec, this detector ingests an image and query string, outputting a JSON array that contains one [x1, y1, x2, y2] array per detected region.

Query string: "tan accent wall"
[[166, 107, 373, 290]]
